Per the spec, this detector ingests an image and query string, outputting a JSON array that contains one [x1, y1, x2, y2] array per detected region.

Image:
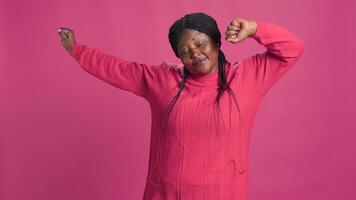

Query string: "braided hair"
[[167, 12, 240, 129]]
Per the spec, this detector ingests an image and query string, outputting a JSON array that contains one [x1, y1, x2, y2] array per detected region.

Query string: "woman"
[[58, 12, 304, 200]]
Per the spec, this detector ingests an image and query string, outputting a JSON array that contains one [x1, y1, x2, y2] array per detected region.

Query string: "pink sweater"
[[70, 21, 304, 200]]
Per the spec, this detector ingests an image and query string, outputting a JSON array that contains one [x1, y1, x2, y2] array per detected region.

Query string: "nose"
[[190, 48, 201, 58]]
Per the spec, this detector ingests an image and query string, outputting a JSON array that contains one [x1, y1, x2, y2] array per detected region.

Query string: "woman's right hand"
[[58, 27, 76, 54]]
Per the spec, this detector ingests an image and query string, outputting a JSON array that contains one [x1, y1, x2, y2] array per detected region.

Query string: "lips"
[[193, 58, 207, 66]]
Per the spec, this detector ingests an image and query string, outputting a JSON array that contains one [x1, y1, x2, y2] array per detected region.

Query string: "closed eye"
[[196, 41, 204, 47], [179, 41, 205, 56], [181, 50, 189, 55]]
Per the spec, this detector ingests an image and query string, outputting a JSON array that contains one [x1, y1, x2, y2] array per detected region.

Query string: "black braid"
[[216, 49, 240, 112], [166, 67, 190, 117]]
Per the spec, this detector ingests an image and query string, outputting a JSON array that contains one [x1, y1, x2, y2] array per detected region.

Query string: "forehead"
[[178, 29, 211, 45]]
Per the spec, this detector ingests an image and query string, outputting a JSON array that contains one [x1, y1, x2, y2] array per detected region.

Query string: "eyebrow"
[[178, 36, 204, 50]]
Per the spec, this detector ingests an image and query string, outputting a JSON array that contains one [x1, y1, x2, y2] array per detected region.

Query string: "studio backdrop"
[[1, 0, 355, 200]]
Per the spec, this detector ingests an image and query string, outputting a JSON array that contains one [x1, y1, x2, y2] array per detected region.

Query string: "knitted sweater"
[[70, 21, 304, 200]]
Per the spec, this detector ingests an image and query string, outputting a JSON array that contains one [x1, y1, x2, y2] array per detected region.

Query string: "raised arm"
[[58, 27, 166, 99], [241, 20, 304, 96], [70, 43, 162, 98], [225, 19, 304, 96]]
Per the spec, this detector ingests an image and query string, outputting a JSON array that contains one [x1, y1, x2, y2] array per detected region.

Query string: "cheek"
[[182, 57, 193, 64], [213, 53, 219, 61], [205, 46, 218, 58], [208, 50, 219, 63], [180, 58, 192, 68]]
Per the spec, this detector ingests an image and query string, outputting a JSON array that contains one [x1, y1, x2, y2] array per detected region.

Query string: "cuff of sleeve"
[[250, 20, 271, 45], [70, 42, 85, 59], [250, 20, 265, 39]]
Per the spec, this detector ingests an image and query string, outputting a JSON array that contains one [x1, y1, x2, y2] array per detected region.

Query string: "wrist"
[[248, 20, 258, 37]]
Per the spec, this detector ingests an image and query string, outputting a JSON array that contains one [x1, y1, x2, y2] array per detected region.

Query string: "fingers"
[[230, 19, 241, 26], [60, 31, 68, 40], [225, 26, 240, 41], [226, 22, 241, 33], [58, 27, 75, 53], [225, 30, 238, 36], [225, 19, 241, 39], [225, 18, 250, 43], [226, 35, 239, 43], [225, 29, 243, 43], [58, 27, 73, 40], [227, 25, 240, 31], [58, 28, 67, 41], [58, 27, 73, 33]]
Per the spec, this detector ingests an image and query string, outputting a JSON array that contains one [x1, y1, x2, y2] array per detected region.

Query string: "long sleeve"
[[70, 43, 165, 99], [240, 21, 305, 96]]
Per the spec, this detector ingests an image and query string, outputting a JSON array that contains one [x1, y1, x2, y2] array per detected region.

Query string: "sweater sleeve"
[[70, 43, 164, 99], [240, 21, 304, 96]]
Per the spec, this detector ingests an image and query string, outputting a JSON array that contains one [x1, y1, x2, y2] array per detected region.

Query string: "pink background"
[[1, 0, 356, 199]]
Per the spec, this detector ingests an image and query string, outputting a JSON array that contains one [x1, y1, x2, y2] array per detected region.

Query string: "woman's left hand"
[[225, 18, 258, 44]]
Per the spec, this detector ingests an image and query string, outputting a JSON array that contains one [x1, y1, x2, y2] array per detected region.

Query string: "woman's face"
[[177, 29, 219, 76]]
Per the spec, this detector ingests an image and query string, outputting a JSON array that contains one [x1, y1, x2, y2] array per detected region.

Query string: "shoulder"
[[163, 61, 185, 77], [227, 60, 243, 76], [228, 59, 252, 88]]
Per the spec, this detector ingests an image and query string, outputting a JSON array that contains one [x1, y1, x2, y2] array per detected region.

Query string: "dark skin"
[[177, 29, 219, 76], [58, 18, 257, 76]]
